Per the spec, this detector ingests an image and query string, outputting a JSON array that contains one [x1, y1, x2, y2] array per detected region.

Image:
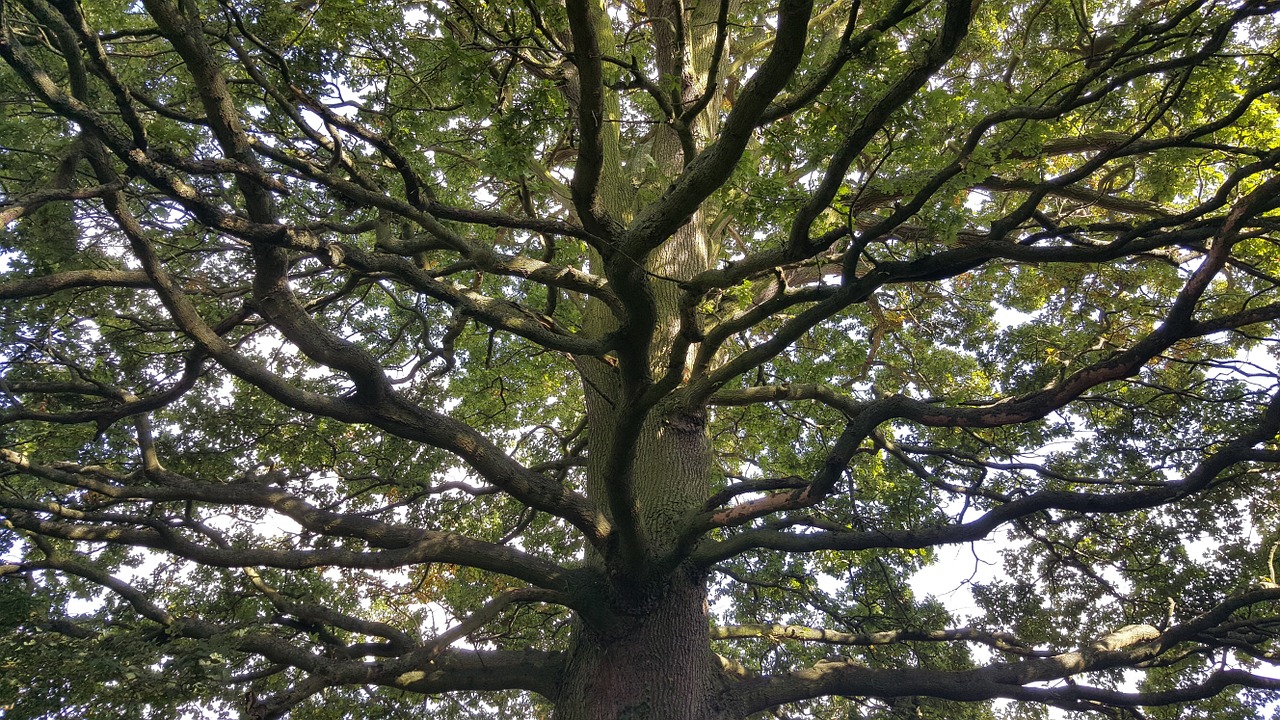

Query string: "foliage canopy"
[[2, 0, 1280, 717]]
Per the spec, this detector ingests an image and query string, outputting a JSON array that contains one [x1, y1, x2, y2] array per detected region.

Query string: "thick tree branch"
[[731, 587, 1280, 715], [712, 623, 1047, 656], [0, 268, 151, 298], [623, 0, 815, 256]]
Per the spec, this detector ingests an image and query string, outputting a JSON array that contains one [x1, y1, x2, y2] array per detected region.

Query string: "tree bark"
[[553, 575, 733, 720]]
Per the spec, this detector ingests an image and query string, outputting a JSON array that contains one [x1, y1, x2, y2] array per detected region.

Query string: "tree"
[[1, 0, 1280, 716]]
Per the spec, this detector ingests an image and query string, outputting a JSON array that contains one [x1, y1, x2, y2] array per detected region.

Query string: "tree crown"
[[2, 0, 1280, 717]]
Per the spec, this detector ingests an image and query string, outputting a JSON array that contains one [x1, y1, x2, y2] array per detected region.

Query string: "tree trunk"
[[566, 351, 727, 718], [554, 2, 737, 715], [553, 576, 734, 720]]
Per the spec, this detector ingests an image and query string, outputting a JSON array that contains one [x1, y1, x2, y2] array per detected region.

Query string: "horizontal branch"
[[732, 587, 1280, 715], [0, 268, 151, 298], [711, 623, 1046, 656], [707, 383, 867, 416], [0, 181, 123, 225]]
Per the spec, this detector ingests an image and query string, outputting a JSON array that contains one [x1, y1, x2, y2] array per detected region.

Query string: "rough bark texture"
[[554, 577, 731, 720]]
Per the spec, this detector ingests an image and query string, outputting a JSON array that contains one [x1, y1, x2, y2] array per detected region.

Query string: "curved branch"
[[691, 384, 1280, 565], [0, 449, 581, 593], [4, 502, 577, 593]]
